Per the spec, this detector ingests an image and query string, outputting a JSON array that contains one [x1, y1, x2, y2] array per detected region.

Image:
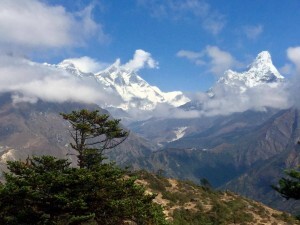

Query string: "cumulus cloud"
[[243, 25, 263, 40], [137, 0, 225, 35], [283, 46, 300, 109], [0, 0, 113, 106], [60, 56, 109, 73], [0, 0, 107, 50], [205, 46, 240, 76], [76, 4, 110, 44], [123, 49, 159, 71], [177, 46, 240, 76], [279, 46, 300, 76], [287, 46, 300, 73], [0, 55, 122, 105]]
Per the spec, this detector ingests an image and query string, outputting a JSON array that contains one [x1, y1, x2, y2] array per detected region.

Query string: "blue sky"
[[1, 0, 300, 93]]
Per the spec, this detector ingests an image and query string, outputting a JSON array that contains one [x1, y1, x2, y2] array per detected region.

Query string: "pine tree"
[[60, 109, 128, 169], [0, 156, 95, 225], [273, 166, 300, 200]]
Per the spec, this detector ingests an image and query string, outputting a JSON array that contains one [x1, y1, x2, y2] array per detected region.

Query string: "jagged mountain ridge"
[[55, 59, 190, 111]]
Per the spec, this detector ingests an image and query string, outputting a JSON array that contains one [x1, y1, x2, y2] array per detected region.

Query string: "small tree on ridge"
[[61, 109, 128, 168]]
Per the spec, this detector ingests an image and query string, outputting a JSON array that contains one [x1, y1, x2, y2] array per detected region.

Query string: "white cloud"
[[0, 55, 122, 105], [137, 0, 225, 35], [285, 46, 300, 109], [123, 49, 159, 72], [177, 50, 202, 60], [76, 4, 110, 44], [243, 25, 263, 40], [142, 79, 292, 119], [202, 13, 225, 35], [60, 56, 109, 73], [287, 46, 300, 73], [200, 83, 290, 116], [176, 50, 205, 65], [131, 82, 290, 119], [205, 46, 239, 76], [0, 0, 107, 50], [279, 63, 293, 75], [177, 46, 240, 76]]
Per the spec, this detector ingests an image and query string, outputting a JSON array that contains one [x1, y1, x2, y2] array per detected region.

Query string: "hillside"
[[135, 171, 299, 225], [130, 108, 300, 215], [0, 94, 157, 179]]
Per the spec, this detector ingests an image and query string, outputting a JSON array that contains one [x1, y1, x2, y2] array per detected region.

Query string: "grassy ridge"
[[134, 170, 299, 225]]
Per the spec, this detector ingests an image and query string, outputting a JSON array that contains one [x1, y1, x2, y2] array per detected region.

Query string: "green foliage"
[[172, 209, 212, 225], [273, 166, 300, 200], [0, 156, 95, 225], [61, 109, 128, 168], [0, 155, 168, 225], [171, 199, 254, 225]]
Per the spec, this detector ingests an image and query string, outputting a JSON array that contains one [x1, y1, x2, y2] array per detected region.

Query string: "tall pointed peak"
[[250, 51, 273, 68], [256, 51, 271, 60], [216, 50, 284, 91]]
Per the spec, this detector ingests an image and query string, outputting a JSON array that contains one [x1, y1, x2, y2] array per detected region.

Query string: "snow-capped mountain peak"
[[247, 51, 283, 80], [52, 58, 189, 112], [250, 51, 272, 67], [217, 51, 284, 90], [95, 60, 189, 110]]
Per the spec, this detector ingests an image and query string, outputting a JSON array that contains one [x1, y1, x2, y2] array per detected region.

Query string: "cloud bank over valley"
[[0, 47, 300, 120], [0, 0, 300, 121]]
